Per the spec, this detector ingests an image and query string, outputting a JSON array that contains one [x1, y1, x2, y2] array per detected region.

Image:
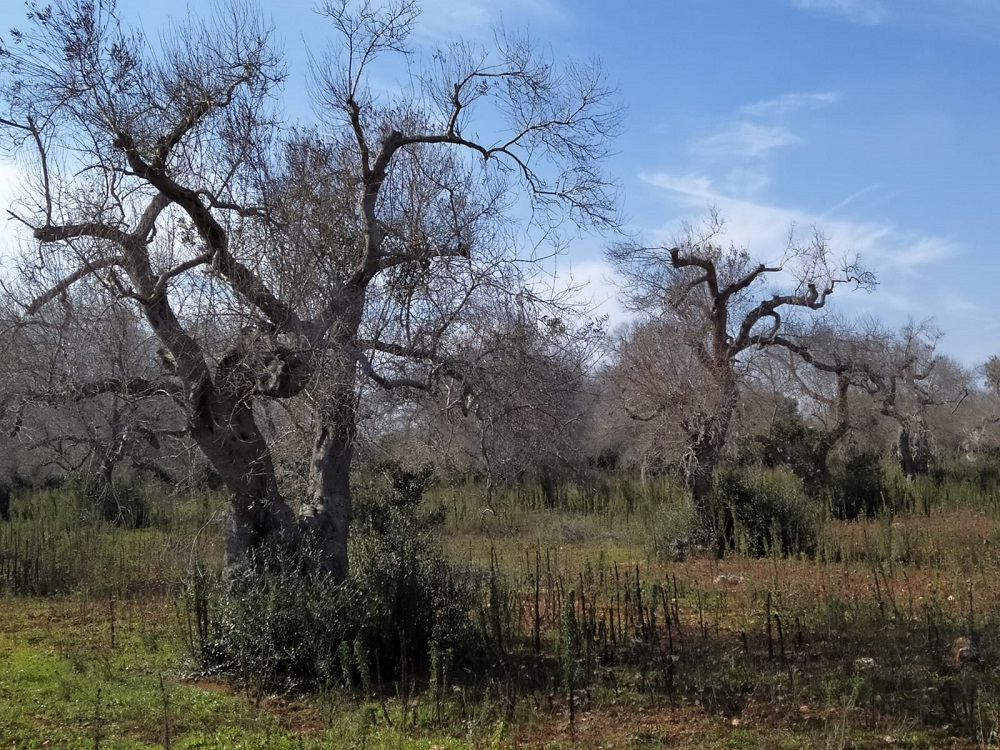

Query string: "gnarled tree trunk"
[[897, 417, 930, 480], [682, 399, 735, 533], [190, 388, 300, 575], [299, 364, 358, 581]]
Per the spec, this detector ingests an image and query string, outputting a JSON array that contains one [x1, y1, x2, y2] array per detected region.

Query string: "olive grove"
[[0, 0, 619, 577], [608, 213, 876, 523]]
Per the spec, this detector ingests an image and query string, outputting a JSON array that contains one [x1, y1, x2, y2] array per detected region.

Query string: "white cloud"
[[940, 289, 983, 316], [562, 258, 631, 330], [417, 2, 491, 37], [739, 92, 839, 119], [640, 171, 959, 276], [720, 167, 772, 199], [789, 0, 889, 25], [649, 172, 715, 199], [687, 93, 840, 195], [540, 254, 631, 334], [416, 0, 567, 39], [692, 122, 801, 161]]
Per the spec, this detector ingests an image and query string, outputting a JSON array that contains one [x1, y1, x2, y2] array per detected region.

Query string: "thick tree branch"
[[22, 376, 181, 404], [720, 262, 782, 301], [732, 288, 832, 353], [349, 342, 431, 391], [26, 255, 125, 314], [113, 131, 299, 330], [669, 246, 720, 298]]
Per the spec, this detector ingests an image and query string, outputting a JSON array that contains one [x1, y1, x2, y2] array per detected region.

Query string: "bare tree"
[[983, 356, 1000, 399], [605, 318, 718, 480], [961, 357, 1000, 460], [857, 322, 970, 478], [608, 212, 874, 523], [0, 0, 619, 577], [749, 317, 890, 480], [380, 308, 602, 503], [0, 283, 186, 485]]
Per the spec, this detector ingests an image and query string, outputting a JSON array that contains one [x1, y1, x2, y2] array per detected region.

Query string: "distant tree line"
[[0, 0, 995, 568]]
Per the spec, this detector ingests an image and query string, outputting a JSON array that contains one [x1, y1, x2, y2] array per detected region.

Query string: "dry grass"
[[436, 499, 1000, 748], [6, 475, 1000, 747]]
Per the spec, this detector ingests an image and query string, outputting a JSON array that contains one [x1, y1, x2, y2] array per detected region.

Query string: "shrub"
[[650, 497, 698, 561], [72, 474, 153, 529], [712, 467, 820, 557], [826, 452, 907, 520], [346, 516, 479, 681], [756, 410, 832, 486], [197, 464, 488, 692]]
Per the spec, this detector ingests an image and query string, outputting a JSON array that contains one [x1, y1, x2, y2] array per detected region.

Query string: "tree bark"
[[680, 368, 739, 555], [682, 407, 733, 529], [298, 347, 359, 580], [897, 418, 930, 480], [300, 407, 355, 581], [897, 425, 915, 479], [189, 387, 299, 575], [683, 445, 716, 524]]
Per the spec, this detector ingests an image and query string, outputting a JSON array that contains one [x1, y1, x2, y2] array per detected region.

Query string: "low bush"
[[650, 496, 699, 561], [826, 452, 902, 520], [195, 464, 493, 692], [73, 475, 154, 529], [712, 467, 820, 557]]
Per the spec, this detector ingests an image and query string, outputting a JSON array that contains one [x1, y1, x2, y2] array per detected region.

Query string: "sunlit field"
[[4, 466, 1000, 749]]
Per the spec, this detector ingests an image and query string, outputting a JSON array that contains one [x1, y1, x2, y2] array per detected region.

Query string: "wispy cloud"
[[789, 1, 1000, 42], [789, 0, 889, 25], [688, 90, 839, 188], [678, 90, 843, 202], [940, 289, 984, 316], [417, 0, 568, 39], [821, 184, 883, 216], [640, 171, 960, 276], [556, 258, 631, 330], [692, 122, 801, 161], [739, 92, 839, 119], [721, 167, 773, 198]]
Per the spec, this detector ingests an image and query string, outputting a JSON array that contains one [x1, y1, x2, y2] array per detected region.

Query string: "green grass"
[[4, 467, 1000, 748], [0, 595, 497, 748], [0, 578, 522, 749]]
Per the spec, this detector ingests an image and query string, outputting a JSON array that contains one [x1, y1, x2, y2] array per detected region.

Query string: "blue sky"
[[557, 0, 1000, 365], [1, 0, 997, 364]]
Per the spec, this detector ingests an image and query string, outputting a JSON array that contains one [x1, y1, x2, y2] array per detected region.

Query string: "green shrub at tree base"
[[712, 467, 820, 557], [195, 464, 492, 691], [827, 452, 905, 521]]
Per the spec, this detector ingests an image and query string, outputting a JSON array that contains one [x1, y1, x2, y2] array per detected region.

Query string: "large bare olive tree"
[[857, 322, 970, 477], [0, 0, 619, 577], [609, 213, 874, 523]]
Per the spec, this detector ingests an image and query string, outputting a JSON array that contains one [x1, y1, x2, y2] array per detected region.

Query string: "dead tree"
[[608, 213, 874, 524], [758, 319, 882, 480], [0, 0, 619, 578], [859, 322, 969, 478]]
